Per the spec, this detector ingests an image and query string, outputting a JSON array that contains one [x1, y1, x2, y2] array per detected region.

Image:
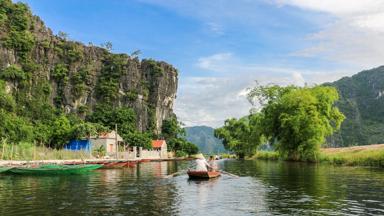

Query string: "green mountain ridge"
[[184, 126, 226, 154], [326, 65, 384, 147]]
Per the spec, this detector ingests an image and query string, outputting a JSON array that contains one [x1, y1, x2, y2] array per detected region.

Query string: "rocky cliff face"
[[0, 1, 177, 134]]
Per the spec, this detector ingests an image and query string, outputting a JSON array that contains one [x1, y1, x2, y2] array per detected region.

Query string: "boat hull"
[[0, 167, 11, 173], [102, 161, 136, 168], [187, 171, 221, 179], [9, 164, 103, 175]]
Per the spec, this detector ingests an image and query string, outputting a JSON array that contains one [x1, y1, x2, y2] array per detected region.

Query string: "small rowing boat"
[[9, 164, 103, 175], [0, 167, 11, 173], [187, 170, 221, 179]]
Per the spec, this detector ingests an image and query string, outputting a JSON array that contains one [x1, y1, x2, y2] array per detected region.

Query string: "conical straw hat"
[[193, 153, 205, 159]]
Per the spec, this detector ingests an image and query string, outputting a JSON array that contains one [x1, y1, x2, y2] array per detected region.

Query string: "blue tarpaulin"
[[64, 140, 92, 152]]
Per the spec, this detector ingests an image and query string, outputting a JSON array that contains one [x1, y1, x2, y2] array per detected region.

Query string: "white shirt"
[[195, 158, 210, 171]]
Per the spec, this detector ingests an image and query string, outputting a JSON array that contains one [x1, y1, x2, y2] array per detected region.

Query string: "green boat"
[[0, 167, 11, 173], [9, 164, 103, 175]]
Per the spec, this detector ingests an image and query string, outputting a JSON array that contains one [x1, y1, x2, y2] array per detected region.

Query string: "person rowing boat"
[[193, 154, 212, 172], [187, 154, 221, 179], [208, 155, 218, 171]]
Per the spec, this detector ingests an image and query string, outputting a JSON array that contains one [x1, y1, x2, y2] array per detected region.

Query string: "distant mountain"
[[185, 126, 226, 154], [326, 66, 384, 147]]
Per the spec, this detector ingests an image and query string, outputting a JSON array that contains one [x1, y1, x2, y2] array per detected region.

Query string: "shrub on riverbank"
[[253, 145, 384, 167], [250, 151, 280, 160], [0, 140, 90, 160], [319, 145, 384, 167]]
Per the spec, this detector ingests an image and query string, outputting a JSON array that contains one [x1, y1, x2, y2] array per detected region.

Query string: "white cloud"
[[174, 76, 252, 127], [197, 52, 232, 71], [275, 0, 384, 15], [278, 0, 384, 68], [206, 22, 225, 35], [354, 13, 384, 32], [175, 53, 351, 127], [291, 71, 305, 86]]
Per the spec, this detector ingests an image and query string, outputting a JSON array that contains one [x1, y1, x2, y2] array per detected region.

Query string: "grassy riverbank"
[[319, 144, 384, 167], [0, 141, 90, 160], [252, 144, 384, 167]]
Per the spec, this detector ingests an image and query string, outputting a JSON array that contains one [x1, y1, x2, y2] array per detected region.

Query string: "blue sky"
[[19, 0, 384, 127]]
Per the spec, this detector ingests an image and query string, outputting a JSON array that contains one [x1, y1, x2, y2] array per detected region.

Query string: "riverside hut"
[[151, 140, 168, 159], [90, 130, 124, 156]]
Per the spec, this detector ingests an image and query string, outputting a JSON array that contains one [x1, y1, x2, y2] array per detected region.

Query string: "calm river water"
[[0, 160, 384, 215]]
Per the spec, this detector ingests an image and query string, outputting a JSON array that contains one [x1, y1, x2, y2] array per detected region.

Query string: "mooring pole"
[[115, 124, 118, 160]]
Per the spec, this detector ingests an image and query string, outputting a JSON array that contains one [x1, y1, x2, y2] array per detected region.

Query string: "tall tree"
[[248, 85, 345, 161], [214, 114, 264, 158]]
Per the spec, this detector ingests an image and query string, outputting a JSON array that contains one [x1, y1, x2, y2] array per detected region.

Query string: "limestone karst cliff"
[[0, 0, 177, 135]]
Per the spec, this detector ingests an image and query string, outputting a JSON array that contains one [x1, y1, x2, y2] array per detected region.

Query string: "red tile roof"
[[152, 140, 166, 148]]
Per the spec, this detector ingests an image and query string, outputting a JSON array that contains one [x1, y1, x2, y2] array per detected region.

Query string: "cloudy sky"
[[20, 0, 384, 127]]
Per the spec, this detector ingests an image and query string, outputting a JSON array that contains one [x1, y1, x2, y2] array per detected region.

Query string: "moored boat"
[[9, 164, 103, 175], [0, 167, 11, 173], [102, 162, 127, 168], [187, 170, 221, 179]]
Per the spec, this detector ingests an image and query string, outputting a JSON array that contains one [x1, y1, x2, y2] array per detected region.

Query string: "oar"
[[163, 170, 186, 178], [220, 170, 239, 178]]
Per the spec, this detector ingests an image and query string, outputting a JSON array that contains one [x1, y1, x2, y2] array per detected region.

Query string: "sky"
[[18, 0, 384, 127]]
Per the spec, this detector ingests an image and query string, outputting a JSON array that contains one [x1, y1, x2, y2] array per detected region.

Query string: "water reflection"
[[223, 160, 384, 215], [0, 160, 383, 215]]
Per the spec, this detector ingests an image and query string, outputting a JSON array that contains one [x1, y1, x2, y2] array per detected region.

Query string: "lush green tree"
[[71, 122, 106, 140], [87, 105, 137, 143], [33, 121, 52, 145], [214, 114, 264, 158], [161, 117, 185, 140], [124, 132, 152, 149], [0, 110, 34, 143], [248, 85, 345, 161], [167, 137, 199, 156], [49, 114, 73, 148]]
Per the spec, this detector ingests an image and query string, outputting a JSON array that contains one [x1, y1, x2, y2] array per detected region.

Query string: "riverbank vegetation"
[[251, 144, 384, 167], [215, 84, 345, 162], [319, 144, 384, 167], [0, 140, 90, 160]]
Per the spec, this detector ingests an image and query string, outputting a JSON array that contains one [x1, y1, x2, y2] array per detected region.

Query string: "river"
[[0, 160, 383, 215]]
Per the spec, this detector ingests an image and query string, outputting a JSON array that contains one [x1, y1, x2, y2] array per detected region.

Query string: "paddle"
[[163, 170, 186, 178], [219, 170, 239, 178]]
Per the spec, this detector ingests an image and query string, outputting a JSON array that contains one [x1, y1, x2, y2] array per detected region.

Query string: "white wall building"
[[90, 130, 123, 156]]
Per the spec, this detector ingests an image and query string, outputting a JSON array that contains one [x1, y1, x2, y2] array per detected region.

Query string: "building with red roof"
[[151, 140, 167, 158]]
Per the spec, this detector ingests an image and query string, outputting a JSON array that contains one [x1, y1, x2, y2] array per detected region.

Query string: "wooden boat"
[[124, 161, 137, 168], [9, 164, 103, 175], [0, 167, 11, 173], [102, 162, 127, 168], [187, 170, 221, 179]]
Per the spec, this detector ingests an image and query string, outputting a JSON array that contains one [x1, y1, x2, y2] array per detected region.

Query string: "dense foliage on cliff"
[[0, 0, 187, 151], [325, 66, 384, 147], [184, 126, 225, 154], [215, 85, 345, 160]]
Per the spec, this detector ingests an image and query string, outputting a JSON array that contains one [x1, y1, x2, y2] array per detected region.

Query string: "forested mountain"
[[185, 126, 226, 154], [0, 0, 180, 148], [326, 66, 384, 147]]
